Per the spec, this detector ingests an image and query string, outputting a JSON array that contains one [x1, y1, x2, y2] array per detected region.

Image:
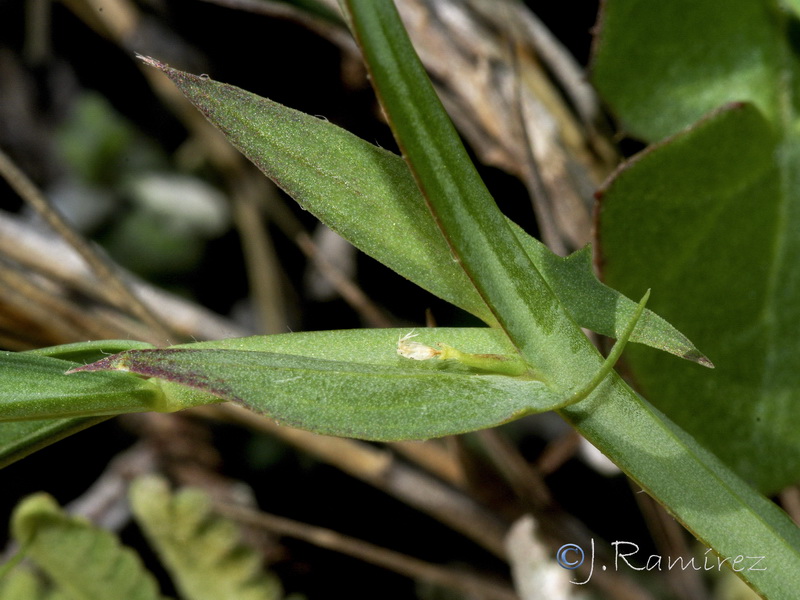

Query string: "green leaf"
[[73, 328, 564, 440], [598, 103, 798, 493], [591, 0, 786, 141], [343, 4, 800, 597], [138, 55, 496, 328], [341, 0, 595, 388], [559, 375, 800, 600], [138, 56, 710, 366], [511, 231, 712, 366], [0, 343, 153, 469], [0, 352, 165, 421], [177, 326, 514, 362], [129, 475, 282, 600], [10, 494, 166, 600], [0, 567, 71, 600], [593, 0, 800, 493]]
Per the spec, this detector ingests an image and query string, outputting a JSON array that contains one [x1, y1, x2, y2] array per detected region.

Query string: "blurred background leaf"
[[593, 0, 800, 493]]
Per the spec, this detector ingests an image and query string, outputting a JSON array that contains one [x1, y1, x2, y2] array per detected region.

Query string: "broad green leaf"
[[0, 352, 165, 421], [10, 494, 165, 600], [593, 0, 800, 493], [591, 0, 785, 141], [598, 104, 797, 493], [139, 57, 710, 365], [129, 475, 283, 600], [73, 328, 564, 440]]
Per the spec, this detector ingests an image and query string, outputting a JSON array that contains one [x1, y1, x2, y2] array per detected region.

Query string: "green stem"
[[562, 289, 649, 406]]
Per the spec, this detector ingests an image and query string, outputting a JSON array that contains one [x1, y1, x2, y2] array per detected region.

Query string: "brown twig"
[[198, 403, 510, 559], [780, 486, 800, 527], [476, 429, 553, 510], [388, 439, 465, 488], [257, 186, 395, 328], [0, 259, 147, 345], [230, 176, 288, 334], [0, 147, 173, 342], [0, 211, 248, 345], [536, 429, 582, 476], [476, 429, 659, 600], [216, 502, 519, 600]]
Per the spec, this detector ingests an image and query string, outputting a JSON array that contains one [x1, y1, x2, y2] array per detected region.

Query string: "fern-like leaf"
[[0, 567, 71, 600], [129, 475, 282, 600], [10, 494, 165, 600]]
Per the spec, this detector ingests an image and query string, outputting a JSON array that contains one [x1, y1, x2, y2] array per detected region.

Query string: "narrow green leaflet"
[[175, 326, 516, 362], [73, 328, 563, 440], [120, 307, 644, 433], [138, 54, 496, 328], [593, 0, 800, 493], [0, 352, 165, 421], [138, 57, 710, 365], [563, 289, 649, 405], [0, 342, 155, 469], [129, 475, 283, 600], [511, 229, 712, 366], [10, 494, 166, 600]]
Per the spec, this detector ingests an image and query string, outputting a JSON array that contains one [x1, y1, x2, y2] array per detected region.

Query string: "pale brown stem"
[[215, 501, 519, 600]]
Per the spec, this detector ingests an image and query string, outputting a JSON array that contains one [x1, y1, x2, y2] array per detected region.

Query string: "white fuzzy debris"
[[397, 332, 440, 360], [505, 516, 575, 600]]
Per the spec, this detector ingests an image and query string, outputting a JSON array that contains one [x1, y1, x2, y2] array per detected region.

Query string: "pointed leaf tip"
[[64, 356, 125, 374], [135, 53, 165, 70], [689, 352, 714, 369], [64, 357, 113, 375]]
